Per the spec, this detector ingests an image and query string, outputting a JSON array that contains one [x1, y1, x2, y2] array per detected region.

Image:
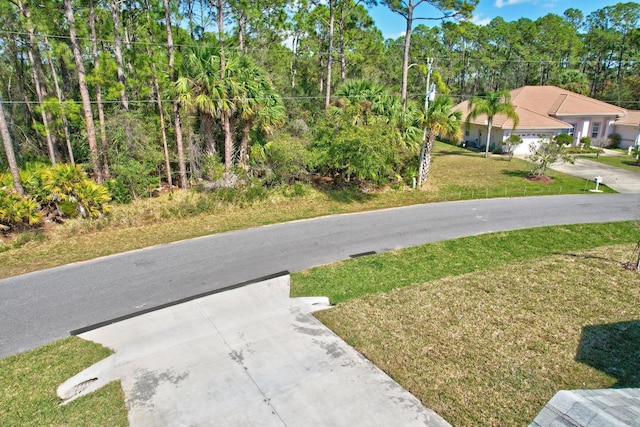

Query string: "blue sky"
[[368, 0, 624, 39]]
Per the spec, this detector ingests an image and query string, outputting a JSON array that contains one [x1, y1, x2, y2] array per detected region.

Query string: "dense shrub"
[[251, 138, 310, 184], [580, 136, 591, 148], [311, 101, 416, 186], [608, 133, 621, 149], [554, 133, 574, 146], [0, 163, 111, 229], [312, 121, 407, 185], [0, 188, 41, 231], [109, 156, 160, 201]]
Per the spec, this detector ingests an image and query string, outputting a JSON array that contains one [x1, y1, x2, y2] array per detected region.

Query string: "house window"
[[591, 122, 601, 138], [567, 124, 576, 136]]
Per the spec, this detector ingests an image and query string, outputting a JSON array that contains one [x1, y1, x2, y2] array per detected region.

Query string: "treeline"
[[0, 0, 638, 201]]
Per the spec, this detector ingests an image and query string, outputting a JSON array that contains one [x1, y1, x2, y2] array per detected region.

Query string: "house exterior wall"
[[555, 115, 619, 144], [503, 129, 565, 155], [612, 124, 640, 148]]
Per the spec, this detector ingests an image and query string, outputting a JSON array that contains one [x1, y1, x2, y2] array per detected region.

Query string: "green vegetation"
[[0, 337, 127, 426], [0, 163, 111, 231], [527, 136, 574, 177], [581, 154, 640, 173], [314, 244, 640, 425], [291, 223, 640, 424], [0, 142, 613, 279], [291, 221, 638, 303]]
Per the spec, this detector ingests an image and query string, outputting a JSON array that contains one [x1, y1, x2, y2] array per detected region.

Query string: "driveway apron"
[[58, 275, 451, 427]]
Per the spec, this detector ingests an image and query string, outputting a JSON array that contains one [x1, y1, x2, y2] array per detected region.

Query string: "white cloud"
[[494, 0, 530, 8], [471, 14, 492, 26]]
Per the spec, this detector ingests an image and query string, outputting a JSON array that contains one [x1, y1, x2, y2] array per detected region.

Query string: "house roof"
[[456, 86, 628, 130], [614, 110, 640, 127]]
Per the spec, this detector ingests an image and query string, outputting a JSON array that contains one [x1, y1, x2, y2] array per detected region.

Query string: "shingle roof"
[[456, 86, 628, 131], [615, 110, 640, 127]]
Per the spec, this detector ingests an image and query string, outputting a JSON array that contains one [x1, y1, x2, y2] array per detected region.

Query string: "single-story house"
[[454, 86, 630, 155], [612, 110, 640, 149]]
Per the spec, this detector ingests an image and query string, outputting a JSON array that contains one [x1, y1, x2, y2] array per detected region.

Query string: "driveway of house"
[[550, 155, 640, 193], [58, 274, 452, 427]]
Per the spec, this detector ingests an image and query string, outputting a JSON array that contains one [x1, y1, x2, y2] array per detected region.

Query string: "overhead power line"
[[1, 29, 639, 67]]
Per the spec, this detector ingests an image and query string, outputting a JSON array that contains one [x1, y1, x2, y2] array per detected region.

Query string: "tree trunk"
[[325, 0, 335, 110], [144, 0, 172, 189], [290, 34, 298, 90], [418, 133, 436, 186], [109, 0, 129, 111], [485, 117, 493, 158], [44, 36, 74, 165], [164, 0, 188, 188], [339, 2, 346, 82], [239, 119, 252, 165], [0, 93, 24, 195], [89, 0, 110, 179], [237, 11, 246, 53], [216, 0, 234, 171], [401, 2, 414, 110], [18, 0, 56, 165], [64, 0, 103, 183], [222, 111, 233, 171], [153, 77, 173, 188]]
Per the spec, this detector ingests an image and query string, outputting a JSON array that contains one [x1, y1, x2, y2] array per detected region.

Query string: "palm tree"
[[334, 80, 388, 125], [466, 90, 519, 158], [418, 95, 463, 185], [232, 57, 285, 165], [176, 46, 239, 171]]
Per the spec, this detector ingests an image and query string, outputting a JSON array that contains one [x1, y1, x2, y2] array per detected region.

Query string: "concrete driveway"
[[58, 275, 451, 427], [550, 156, 640, 193]]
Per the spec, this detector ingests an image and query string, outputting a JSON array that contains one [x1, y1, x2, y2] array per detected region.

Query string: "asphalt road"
[[1, 193, 639, 358]]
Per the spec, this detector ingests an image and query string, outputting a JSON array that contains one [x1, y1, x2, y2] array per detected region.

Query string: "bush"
[[314, 123, 403, 185], [200, 154, 225, 181], [311, 106, 413, 186], [580, 136, 591, 149], [0, 188, 42, 231], [14, 163, 111, 220], [110, 157, 160, 200], [504, 135, 523, 161], [608, 133, 621, 149], [288, 119, 310, 137], [528, 136, 574, 176], [252, 138, 310, 184], [554, 133, 574, 146]]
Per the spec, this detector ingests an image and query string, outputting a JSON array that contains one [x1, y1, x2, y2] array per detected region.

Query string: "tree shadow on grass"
[[576, 320, 640, 388], [323, 187, 378, 204], [434, 150, 483, 158], [501, 169, 530, 178], [619, 160, 640, 168]]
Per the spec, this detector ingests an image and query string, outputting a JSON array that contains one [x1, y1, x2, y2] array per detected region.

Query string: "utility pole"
[[418, 58, 435, 186]]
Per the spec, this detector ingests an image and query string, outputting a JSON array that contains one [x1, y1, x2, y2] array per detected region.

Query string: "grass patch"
[[312, 244, 640, 426], [0, 142, 610, 279], [579, 154, 640, 174], [291, 221, 639, 304], [0, 337, 127, 426]]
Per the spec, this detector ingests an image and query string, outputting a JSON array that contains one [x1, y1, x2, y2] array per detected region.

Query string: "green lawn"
[[291, 221, 640, 425], [0, 337, 128, 426], [314, 244, 640, 426], [0, 142, 613, 279], [579, 153, 640, 173], [291, 221, 637, 304]]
